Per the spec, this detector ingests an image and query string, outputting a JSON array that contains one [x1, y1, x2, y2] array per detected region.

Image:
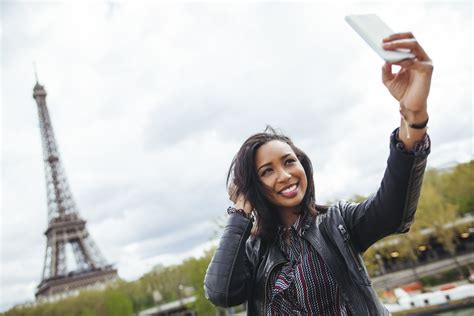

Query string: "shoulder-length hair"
[[227, 126, 327, 242]]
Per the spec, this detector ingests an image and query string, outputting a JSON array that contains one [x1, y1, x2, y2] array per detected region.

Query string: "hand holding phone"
[[345, 14, 415, 62]]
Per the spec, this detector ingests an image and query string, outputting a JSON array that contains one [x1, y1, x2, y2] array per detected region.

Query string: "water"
[[435, 306, 474, 315]]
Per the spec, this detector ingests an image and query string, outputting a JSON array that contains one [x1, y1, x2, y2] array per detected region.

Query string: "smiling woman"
[[226, 128, 319, 241], [203, 31, 433, 316], [255, 140, 308, 214]]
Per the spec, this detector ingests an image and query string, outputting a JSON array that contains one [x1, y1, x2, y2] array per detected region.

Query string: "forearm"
[[204, 213, 253, 307], [345, 129, 430, 252]]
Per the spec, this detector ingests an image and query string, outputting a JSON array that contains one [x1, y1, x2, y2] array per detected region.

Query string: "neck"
[[278, 208, 301, 227]]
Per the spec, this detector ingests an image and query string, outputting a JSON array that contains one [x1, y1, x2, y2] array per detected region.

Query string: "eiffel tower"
[[33, 80, 118, 301]]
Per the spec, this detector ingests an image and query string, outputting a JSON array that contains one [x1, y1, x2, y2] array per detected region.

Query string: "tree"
[[104, 289, 133, 315], [441, 161, 474, 215], [181, 248, 220, 315], [416, 181, 464, 277], [399, 230, 426, 279]]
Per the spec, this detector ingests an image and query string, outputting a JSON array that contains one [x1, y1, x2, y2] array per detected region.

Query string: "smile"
[[279, 183, 299, 197]]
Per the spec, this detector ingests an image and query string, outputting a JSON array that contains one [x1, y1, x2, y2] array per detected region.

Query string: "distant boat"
[[385, 284, 474, 314]]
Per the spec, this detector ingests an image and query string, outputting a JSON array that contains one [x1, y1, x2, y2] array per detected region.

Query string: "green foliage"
[[421, 162, 474, 215], [362, 161, 473, 275], [417, 181, 460, 253], [181, 249, 218, 315], [79, 308, 96, 316], [419, 266, 470, 286], [3, 288, 133, 316], [440, 161, 474, 215], [3, 247, 222, 315], [112, 277, 154, 312], [348, 194, 369, 203], [104, 289, 133, 315]]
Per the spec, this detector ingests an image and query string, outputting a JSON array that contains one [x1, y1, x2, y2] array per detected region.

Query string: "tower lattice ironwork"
[[33, 80, 117, 301]]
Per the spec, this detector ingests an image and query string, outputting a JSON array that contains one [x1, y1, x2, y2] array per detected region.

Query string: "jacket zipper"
[[262, 259, 285, 315], [337, 224, 363, 271], [316, 219, 360, 315]]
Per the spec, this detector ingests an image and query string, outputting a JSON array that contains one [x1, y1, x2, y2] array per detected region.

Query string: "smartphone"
[[345, 14, 415, 62]]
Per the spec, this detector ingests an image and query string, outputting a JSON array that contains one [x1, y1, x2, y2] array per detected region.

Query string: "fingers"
[[228, 181, 253, 212], [383, 41, 430, 62], [391, 59, 415, 68], [390, 57, 433, 75], [383, 32, 414, 42], [228, 182, 238, 203], [381, 62, 394, 84], [383, 32, 431, 63]]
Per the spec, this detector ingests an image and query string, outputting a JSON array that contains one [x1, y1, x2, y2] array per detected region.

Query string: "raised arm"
[[341, 129, 430, 252], [343, 33, 433, 252]]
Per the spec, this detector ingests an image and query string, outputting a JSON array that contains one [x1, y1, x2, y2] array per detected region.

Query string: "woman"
[[204, 32, 433, 315]]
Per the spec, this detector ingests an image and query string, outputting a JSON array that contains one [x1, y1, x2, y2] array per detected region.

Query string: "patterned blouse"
[[266, 215, 351, 315]]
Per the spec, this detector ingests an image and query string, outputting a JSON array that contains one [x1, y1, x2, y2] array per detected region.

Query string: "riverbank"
[[392, 297, 474, 315]]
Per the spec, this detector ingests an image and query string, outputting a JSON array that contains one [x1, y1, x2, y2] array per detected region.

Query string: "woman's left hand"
[[381, 32, 433, 122]]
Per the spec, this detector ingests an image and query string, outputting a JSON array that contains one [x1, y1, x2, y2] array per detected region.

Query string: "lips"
[[279, 183, 299, 198]]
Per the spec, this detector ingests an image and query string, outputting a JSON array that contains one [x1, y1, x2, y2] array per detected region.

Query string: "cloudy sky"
[[1, 0, 472, 311]]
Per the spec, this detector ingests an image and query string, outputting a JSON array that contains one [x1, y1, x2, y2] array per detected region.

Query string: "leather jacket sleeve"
[[341, 129, 430, 253], [204, 213, 254, 307]]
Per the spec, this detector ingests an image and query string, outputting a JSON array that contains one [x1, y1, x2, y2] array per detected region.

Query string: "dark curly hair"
[[227, 126, 327, 242]]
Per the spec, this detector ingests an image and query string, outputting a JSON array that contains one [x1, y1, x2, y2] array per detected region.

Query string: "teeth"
[[281, 184, 297, 194]]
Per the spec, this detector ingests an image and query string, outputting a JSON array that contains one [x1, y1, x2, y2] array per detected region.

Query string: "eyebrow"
[[256, 153, 293, 173]]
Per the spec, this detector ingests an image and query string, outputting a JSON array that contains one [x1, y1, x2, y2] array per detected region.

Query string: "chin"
[[275, 197, 305, 210]]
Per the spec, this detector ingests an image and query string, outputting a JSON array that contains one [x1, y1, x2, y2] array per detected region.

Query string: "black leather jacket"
[[204, 132, 429, 315]]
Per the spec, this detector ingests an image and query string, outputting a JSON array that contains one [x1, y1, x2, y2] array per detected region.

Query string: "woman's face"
[[255, 140, 308, 214]]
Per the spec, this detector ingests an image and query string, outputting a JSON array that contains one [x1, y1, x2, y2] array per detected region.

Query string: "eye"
[[285, 158, 297, 166], [261, 168, 273, 177]]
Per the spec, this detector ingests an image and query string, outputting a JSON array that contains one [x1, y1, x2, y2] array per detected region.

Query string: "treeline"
[[422, 160, 473, 216], [362, 160, 474, 274], [2, 289, 133, 316], [101, 252, 218, 315], [3, 161, 472, 316], [3, 252, 219, 316]]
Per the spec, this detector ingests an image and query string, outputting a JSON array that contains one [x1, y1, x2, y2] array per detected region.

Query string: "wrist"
[[399, 106, 429, 127], [234, 201, 253, 214], [227, 206, 254, 221], [402, 115, 429, 129]]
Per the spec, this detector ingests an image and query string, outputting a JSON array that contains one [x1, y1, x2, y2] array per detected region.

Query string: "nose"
[[277, 169, 292, 183]]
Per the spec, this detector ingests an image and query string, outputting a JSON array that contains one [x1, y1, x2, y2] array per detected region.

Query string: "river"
[[436, 306, 474, 315]]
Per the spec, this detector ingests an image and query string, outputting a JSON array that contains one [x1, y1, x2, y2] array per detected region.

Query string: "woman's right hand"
[[228, 182, 253, 214]]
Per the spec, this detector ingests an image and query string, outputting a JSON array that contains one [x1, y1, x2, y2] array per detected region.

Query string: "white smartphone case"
[[345, 14, 415, 62]]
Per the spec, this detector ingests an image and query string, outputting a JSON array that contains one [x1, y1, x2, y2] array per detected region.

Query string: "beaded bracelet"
[[227, 206, 254, 222]]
